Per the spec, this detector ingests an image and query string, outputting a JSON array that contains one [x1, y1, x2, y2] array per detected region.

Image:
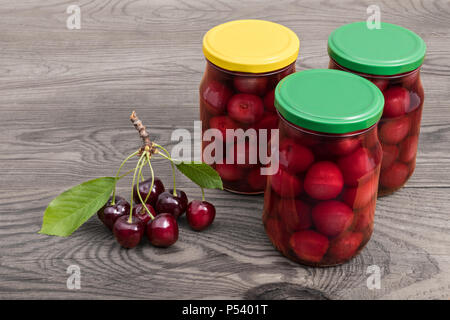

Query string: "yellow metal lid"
[[203, 20, 300, 73]]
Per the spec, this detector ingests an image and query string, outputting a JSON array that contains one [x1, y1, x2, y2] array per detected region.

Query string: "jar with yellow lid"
[[200, 20, 300, 194]]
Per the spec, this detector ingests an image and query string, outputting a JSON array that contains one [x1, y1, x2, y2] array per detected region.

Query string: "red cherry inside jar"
[[200, 19, 299, 194], [263, 70, 383, 266]]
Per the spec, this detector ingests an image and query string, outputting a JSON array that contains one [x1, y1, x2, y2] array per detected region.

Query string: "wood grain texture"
[[0, 0, 449, 300]]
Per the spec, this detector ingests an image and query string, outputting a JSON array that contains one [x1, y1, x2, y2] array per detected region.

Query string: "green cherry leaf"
[[175, 162, 223, 190], [39, 177, 116, 237]]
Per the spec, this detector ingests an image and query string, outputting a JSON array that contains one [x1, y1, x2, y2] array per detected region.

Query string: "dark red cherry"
[[209, 116, 239, 143], [370, 78, 388, 92], [133, 177, 165, 207], [379, 117, 411, 145], [341, 173, 377, 210], [328, 232, 363, 261], [402, 71, 419, 90], [227, 94, 264, 124], [311, 200, 354, 237], [304, 161, 343, 200], [132, 203, 156, 225], [186, 200, 216, 231], [233, 76, 268, 95], [254, 112, 278, 131], [279, 138, 314, 174], [380, 162, 409, 189], [338, 147, 376, 186], [97, 196, 130, 230], [202, 80, 233, 115], [263, 89, 276, 112], [155, 190, 188, 218], [383, 86, 410, 118], [254, 113, 278, 142], [277, 198, 312, 232], [289, 230, 329, 263], [113, 215, 145, 249], [270, 168, 303, 198], [147, 213, 179, 247], [381, 143, 399, 170], [215, 163, 243, 181], [326, 137, 361, 156]]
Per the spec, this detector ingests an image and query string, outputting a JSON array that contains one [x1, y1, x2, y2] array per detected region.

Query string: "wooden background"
[[0, 0, 449, 300]]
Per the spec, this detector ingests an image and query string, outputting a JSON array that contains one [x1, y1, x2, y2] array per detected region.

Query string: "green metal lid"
[[275, 69, 384, 134], [328, 22, 426, 75]]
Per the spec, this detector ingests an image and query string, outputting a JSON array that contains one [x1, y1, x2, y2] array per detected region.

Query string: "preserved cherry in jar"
[[200, 20, 300, 194], [263, 70, 384, 266], [328, 22, 426, 196]]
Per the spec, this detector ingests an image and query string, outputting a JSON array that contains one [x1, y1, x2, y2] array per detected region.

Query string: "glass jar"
[[327, 22, 426, 196], [263, 70, 384, 267], [200, 20, 300, 194]]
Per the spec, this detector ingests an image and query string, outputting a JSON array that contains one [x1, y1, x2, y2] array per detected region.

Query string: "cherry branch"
[[130, 111, 152, 151]]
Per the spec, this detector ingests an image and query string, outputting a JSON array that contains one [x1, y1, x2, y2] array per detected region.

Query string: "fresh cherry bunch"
[[40, 112, 221, 241], [97, 112, 217, 249]]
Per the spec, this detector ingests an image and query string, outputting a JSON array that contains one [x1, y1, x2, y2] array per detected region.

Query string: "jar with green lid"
[[263, 69, 384, 267], [328, 22, 426, 196]]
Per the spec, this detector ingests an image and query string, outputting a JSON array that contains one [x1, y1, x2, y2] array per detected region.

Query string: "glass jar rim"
[[277, 109, 379, 138], [330, 58, 422, 79], [206, 59, 295, 77]]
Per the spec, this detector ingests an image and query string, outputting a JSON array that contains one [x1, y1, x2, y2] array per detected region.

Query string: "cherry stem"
[[130, 111, 152, 148], [144, 152, 155, 204], [136, 151, 155, 220], [118, 168, 135, 180], [201, 187, 205, 201], [153, 143, 177, 196], [112, 150, 140, 205], [129, 153, 146, 222]]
